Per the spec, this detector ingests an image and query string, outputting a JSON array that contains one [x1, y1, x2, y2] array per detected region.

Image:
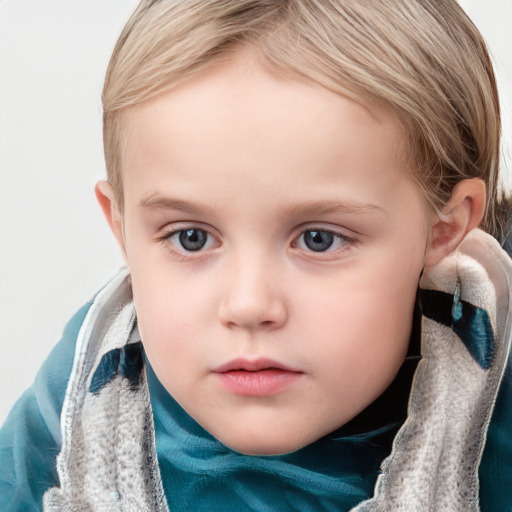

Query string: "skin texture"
[[97, 49, 485, 455]]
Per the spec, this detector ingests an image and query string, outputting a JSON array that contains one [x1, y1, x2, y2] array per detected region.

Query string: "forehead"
[[119, 49, 416, 211]]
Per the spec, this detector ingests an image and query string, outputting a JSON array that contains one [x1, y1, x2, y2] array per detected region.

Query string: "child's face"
[[116, 50, 432, 455]]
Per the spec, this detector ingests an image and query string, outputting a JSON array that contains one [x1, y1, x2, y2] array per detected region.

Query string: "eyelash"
[[157, 225, 357, 260]]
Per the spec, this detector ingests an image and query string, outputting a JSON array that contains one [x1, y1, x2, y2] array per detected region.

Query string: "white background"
[[0, 0, 511, 424]]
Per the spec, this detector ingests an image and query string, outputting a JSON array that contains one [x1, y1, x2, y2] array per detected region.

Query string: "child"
[[1, 0, 511, 510]]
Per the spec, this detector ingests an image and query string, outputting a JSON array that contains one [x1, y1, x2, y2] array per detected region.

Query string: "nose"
[[217, 255, 288, 331]]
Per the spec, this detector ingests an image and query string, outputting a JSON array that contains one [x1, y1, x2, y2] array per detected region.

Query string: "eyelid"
[[157, 221, 220, 239], [293, 223, 358, 242]]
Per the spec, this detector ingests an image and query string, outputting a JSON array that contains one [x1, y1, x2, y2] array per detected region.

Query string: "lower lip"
[[216, 369, 302, 397]]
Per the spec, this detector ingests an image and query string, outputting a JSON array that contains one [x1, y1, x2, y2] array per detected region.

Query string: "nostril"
[[217, 280, 288, 330], [218, 302, 288, 330]]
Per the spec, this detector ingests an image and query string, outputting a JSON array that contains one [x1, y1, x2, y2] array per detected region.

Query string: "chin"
[[229, 441, 299, 457], [217, 430, 316, 456]]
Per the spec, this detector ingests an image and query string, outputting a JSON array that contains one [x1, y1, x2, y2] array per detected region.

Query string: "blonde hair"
[[103, 0, 504, 240]]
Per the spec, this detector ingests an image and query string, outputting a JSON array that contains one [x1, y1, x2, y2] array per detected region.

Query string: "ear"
[[95, 180, 126, 257], [424, 178, 486, 267]]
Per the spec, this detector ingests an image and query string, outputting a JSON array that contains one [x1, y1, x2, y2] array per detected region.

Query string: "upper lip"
[[213, 358, 301, 373]]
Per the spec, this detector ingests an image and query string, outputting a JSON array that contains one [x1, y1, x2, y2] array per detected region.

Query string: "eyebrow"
[[140, 193, 382, 218], [139, 194, 207, 215], [277, 200, 382, 218]]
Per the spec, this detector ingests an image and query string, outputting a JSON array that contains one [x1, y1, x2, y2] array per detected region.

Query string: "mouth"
[[213, 358, 303, 397]]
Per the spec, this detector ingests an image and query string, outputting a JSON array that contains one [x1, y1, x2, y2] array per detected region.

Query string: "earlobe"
[[95, 181, 126, 256], [424, 179, 486, 267]]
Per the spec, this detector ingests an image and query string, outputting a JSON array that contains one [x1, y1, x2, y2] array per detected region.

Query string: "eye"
[[178, 229, 208, 251], [295, 229, 352, 253], [164, 228, 217, 252], [302, 230, 334, 252]]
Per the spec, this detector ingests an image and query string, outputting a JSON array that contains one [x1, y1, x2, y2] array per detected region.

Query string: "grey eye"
[[178, 229, 208, 251], [302, 230, 334, 252]]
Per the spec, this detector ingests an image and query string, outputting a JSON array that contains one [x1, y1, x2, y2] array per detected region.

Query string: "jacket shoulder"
[[0, 301, 92, 511]]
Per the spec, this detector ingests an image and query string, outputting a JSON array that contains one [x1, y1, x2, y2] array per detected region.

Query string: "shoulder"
[[479, 347, 512, 509], [0, 301, 92, 511], [479, 230, 512, 510]]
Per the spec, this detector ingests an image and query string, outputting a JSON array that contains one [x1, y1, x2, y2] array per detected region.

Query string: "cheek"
[[308, 284, 414, 364], [299, 248, 423, 380], [130, 271, 199, 355], [315, 292, 414, 415]]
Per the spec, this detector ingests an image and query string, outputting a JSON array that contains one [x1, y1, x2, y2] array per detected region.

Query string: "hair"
[[103, 0, 506, 241]]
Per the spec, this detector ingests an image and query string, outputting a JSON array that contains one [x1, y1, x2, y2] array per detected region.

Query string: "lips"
[[213, 358, 303, 397]]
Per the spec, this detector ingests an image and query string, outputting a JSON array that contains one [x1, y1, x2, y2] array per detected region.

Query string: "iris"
[[179, 229, 208, 251], [303, 230, 334, 252]]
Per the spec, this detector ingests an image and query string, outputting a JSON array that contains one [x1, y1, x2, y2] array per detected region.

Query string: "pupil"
[[179, 229, 207, 251], [304, 230, 334, 252]]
